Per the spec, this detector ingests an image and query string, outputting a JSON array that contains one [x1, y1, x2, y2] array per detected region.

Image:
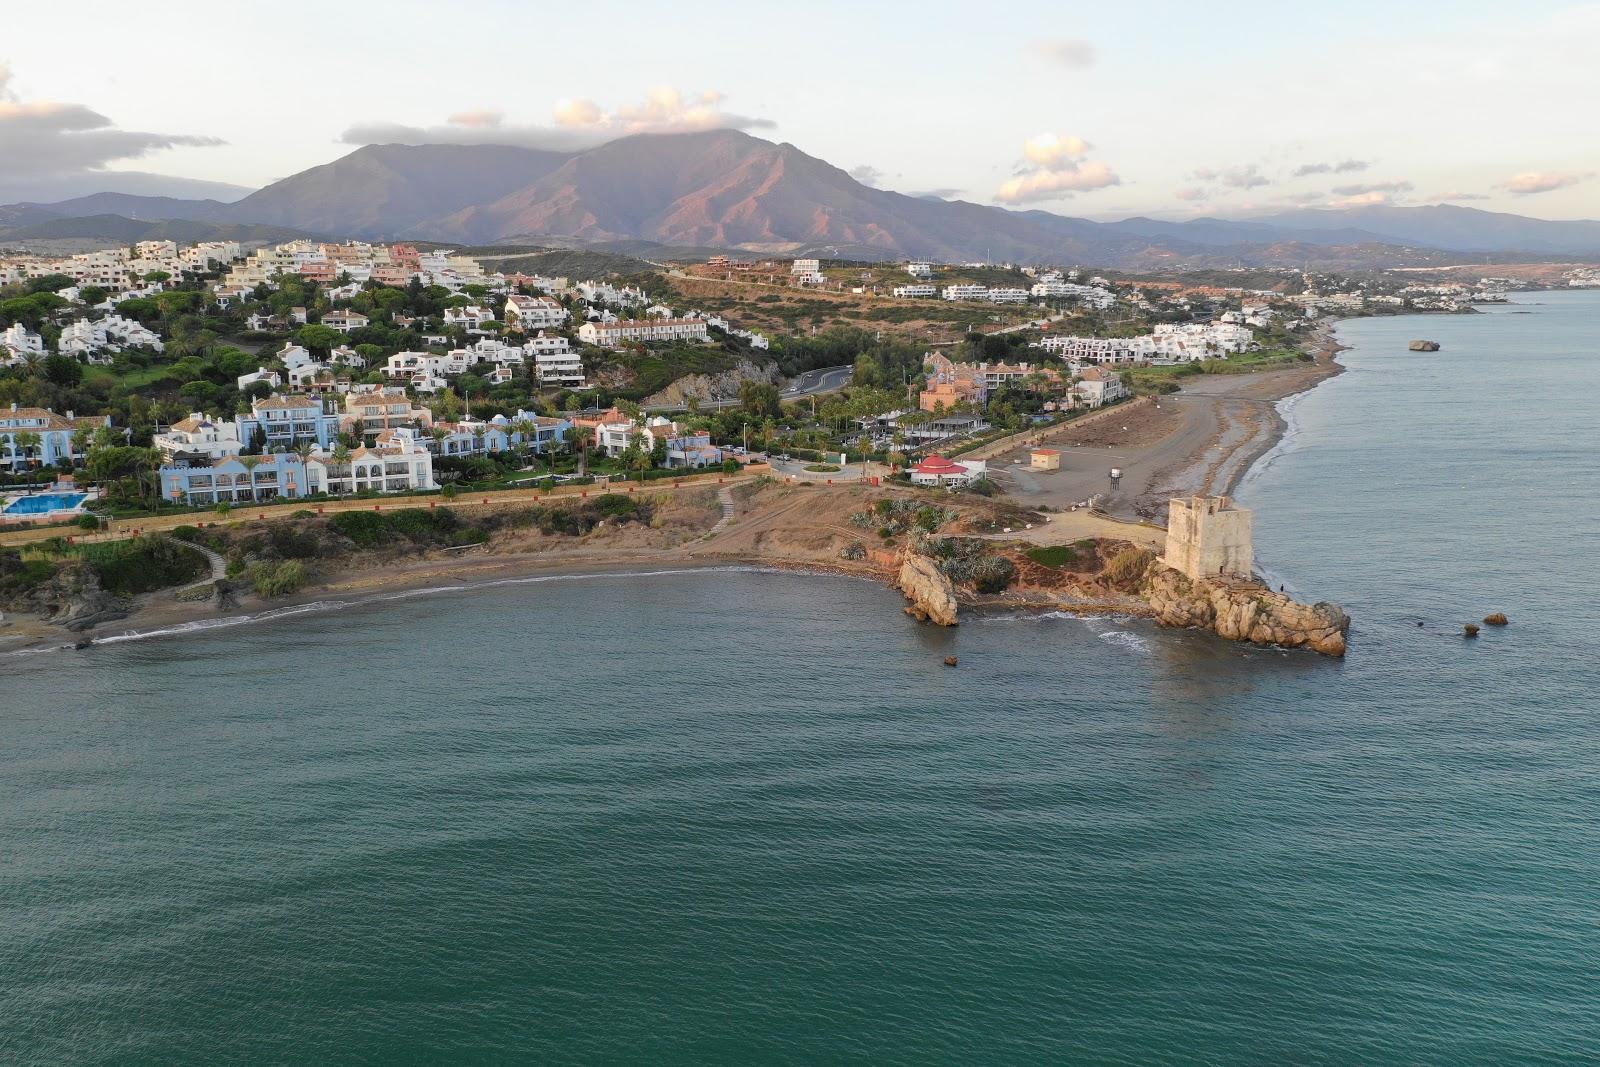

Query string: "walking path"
[[0, 468, 767, 550], [708, 488, 737, 535], [169, 537, 228, 597]]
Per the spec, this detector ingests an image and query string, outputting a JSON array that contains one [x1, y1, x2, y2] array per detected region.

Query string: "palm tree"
[[331, 441, 352, 496], [511, 418, 537, 461], [237, 454, 263, 502], [13, 431, 41, 470]]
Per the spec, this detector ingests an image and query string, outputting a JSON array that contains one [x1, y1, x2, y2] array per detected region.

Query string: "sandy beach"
[[985, 322, 1346, 522]]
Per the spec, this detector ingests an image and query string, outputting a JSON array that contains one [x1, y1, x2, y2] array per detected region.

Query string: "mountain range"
[[4, 130, 1598, 268]]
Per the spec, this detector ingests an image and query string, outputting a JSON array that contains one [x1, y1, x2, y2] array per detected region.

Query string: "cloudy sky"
[[3, 0, 1597, 219]]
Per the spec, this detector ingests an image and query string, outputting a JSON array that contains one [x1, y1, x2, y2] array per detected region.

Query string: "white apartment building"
[[791, 258, 822, 275], [154, 413, 244, 461], [943, 285, 990, 301], [57, 315, 165, 362], [577, 318, 708, 348], [503, 294, 569, 331], [2, 324, 47, 362], [892, 284, 937, 299], [988, 288, 1030, 304], [906, 262, 933, 279]]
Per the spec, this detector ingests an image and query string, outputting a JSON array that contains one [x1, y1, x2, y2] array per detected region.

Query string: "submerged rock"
[[898, 550, 959, 626], [943, 656, 958, 667], [1483, 612, 1508, 626], [1408, 339, 1441, 351], [1464, 623, 1481, 638], [1141, 565, 1350, 656]]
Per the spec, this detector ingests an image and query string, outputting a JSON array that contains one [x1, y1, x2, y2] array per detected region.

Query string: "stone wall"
[[1164, 495, 1253, 581]]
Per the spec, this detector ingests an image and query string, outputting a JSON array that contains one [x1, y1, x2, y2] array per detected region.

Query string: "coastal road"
[[783, 364, 853, 398]]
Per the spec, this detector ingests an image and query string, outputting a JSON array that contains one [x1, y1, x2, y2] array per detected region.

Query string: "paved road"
[[783, 365, 853, 398]]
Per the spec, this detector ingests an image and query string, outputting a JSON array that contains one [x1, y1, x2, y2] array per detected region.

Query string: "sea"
[[2, 290, 1597, 1064]]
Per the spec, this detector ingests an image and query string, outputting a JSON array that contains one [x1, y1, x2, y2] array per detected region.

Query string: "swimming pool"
[[2, 492, 88, 515]]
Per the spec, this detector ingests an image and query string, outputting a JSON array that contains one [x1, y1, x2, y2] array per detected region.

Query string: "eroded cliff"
[[898, 551, 960, 626], [1142, 564, 1349, 656]]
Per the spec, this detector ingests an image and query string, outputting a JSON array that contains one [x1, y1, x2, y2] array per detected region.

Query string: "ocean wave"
[[91, 601, 352, 645], [12, 566, 817, 654]]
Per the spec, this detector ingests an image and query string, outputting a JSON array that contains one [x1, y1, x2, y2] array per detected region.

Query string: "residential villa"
[[159, 428, 437, 506], [154, 414, 243, 462], [341, 387, 433, 441], [321, 309, 369, 333], [504, 294, 569, 331], [238, 394, 341, 450], [0, 405, 112, 470]]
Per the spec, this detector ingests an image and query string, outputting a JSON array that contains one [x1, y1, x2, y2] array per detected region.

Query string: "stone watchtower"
[[1164, 495, 1254, 581]]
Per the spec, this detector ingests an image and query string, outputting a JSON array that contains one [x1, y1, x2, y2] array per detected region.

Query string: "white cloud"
[[1029, 38, 1097, 69], [1327, 190, 1397, 209], [554, 87, 774, 135], [1218, 165, 1270, 190], [849, 164, 883, 187], [995, 131, 1119, 204], [0, 61, 223, 189], [1432, 190, 1489, 202], [1330, 180, 1413, 197], [1022, 133, 1090, 169], [1498, 170, 1593, 195], [343, 87, 773, 151], [1292, 159, 1370, 177], [446, 109, 503, 129], [996, 161, 1120, 204], [1173, 186, 1209, 202]]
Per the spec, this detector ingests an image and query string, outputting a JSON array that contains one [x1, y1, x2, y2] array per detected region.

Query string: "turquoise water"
[[2, 292, 1598, 1063], [3, 492, 86, 515]]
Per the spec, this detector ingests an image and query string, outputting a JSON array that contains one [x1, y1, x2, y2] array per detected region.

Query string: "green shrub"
[[0, 551, 57, 599], [594, 493, 638, 519], [329, 510, 390, 547], [171, 525, 200, 540], [1026, 545, 1078, 568], [82, 535, 207, 595], [249, 560, 306, 598], [75, 513, 101, 531]]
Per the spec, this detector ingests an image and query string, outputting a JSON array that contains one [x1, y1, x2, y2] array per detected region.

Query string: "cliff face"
[[898, 551, 959, 626], [20, 561, 129, 632], [640, 359, 780, 408], [1142, 565, 1349, 656]]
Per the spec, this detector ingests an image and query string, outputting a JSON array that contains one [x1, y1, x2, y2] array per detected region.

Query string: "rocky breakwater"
[[1141, 562, 1350, 656], [898, 549, 959, 626]]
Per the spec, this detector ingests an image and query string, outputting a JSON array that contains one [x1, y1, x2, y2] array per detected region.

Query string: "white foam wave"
[[15, 566, 811, 654]]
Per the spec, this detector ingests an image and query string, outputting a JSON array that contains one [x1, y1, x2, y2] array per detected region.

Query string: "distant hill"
[[226, 143, 571, 238], [0, 214, 317, 245], [6, 132, 1598, 267], [1248, 204, 1600, 256]]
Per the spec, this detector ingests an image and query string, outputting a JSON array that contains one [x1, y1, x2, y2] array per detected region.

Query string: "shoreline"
[[1130, 319, 1347, 518], [2, 327, 1352, 658], [1218, 320, 1348, 499]]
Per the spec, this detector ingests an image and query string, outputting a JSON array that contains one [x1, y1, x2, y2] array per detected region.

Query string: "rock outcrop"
[[22, 561, 128, 632], [898, 550, 959, 626], [641, 359, 780, 409], [1408, 340, 1441, 352], [1142, 564, 1349, 656]]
